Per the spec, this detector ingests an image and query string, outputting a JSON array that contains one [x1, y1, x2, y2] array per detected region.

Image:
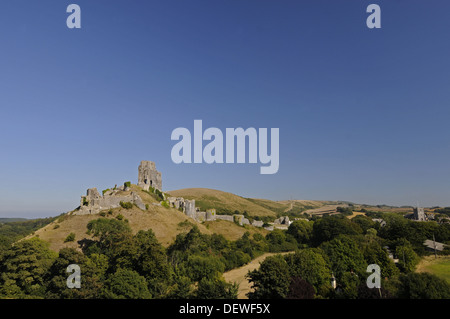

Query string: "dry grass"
[[203, 219, 268, 241], [347, 211, 367, 219], [168, 188, 278, 217], [30, 203, 213, 251], [28, 186, 278, 251]]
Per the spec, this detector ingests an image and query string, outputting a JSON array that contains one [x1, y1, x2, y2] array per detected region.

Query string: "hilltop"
[[29, 185, 268, 252], [27, 186, 356, 252], [167, 188, 335, 218]]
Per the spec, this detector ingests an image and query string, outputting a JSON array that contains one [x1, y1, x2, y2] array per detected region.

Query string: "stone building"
[[413, 207, 426, 221], [138, 160, 162, 191]]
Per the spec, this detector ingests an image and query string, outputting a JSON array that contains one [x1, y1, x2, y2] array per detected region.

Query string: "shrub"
[[155, 189, 165, 201], [64, 233, 76, 242], [161, 201, 170, 208], [116, 214, 124, 221], [119, 201, 133, 209], [124, 181, 131, 189], [53, 224, 60, 230]]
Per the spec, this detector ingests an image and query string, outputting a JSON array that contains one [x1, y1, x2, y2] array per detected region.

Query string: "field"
[[416, 255, 450, 284]]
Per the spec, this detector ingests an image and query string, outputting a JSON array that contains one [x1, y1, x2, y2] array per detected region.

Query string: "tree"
[[320, 235, 366, 281], [45, 248, 107, 299], [312, 216, 362, 246], [398, 273, 450, 299], [0, 237, 57, 298], [287, 277, 315, 299], [284, 249, 330, 296], [167, 274, 195, 299], [287, 220, 313, 246], [395, 241, 420, 273], [362, 241, 399, 279], [86, 218, 132, 254], [265, 229, 297, 252], [351, 215, 377, 233], [246, 255, 290, 299], [357, 283, 391, 299], [186, 255, 225, 282], [196, 275, 238, 299], [102, 268, 152, 299]]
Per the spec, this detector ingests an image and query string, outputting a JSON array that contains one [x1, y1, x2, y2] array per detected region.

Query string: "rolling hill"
[[167, 188, 331, 218], [28, 186, 269, 251]]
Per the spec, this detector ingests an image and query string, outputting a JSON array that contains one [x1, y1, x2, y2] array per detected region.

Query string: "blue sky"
[[1, 0, 450, 218]]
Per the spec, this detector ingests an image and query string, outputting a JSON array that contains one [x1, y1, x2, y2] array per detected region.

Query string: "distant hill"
[[0, 218, 28, 223]]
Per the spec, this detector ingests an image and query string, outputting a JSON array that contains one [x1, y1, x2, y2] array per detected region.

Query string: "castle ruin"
[[72, 160, 269, 229], [76, 187, 146, 215], [138, 160, 162, 191]]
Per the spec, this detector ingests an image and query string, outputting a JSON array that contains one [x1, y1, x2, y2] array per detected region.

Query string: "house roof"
[[423, 239, 447, 251]]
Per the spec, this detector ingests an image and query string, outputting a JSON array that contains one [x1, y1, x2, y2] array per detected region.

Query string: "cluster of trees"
[[247, 214, 450, 299], [0, 218, 269, 299], [0, 217, 55, 254], [1, 212, 449, 299]]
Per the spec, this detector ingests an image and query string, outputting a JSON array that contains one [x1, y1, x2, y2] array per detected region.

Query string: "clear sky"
[[1, 0, 450, 218]]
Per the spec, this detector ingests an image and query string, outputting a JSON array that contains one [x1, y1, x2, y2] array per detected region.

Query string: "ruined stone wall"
[[185, 200, 196, 218], [75, 187, 146, 215]]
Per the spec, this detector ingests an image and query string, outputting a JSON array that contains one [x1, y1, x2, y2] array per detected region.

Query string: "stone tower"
[[138, 160, 162, 191], [413, 207, 426, 221]]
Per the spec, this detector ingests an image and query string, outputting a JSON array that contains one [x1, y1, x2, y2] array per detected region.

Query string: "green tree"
[[312, 216, 362, 246], [86, 218, 132, 253], [284, 249, 330, 296], [351, 215, 377, 233], [398, 273, 450, 299], [395, 241, 420, 273], [320, 235, 366, 281], [246, 255, 290, 299], [362, 241, 399, 279], [45, 248, 107, 299], [265, 229, 297, 252], [186, 255, 225, 282], [167, 275, 195, 299], [102, 268, 152, 299], [287, 220, 313, 246], [196, 275, 238, 299], [0, 237, 57, 298]]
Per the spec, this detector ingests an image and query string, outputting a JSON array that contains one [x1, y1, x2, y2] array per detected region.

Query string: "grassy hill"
[[28, 186, 269, 252], [168, 188, 333, 218], [0, 218, 28, 223], [167, 188, 278, 217]]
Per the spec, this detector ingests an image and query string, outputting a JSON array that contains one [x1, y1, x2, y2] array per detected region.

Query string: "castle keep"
[[74, 160, 161, 215], [138, 160, 162, 191]]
